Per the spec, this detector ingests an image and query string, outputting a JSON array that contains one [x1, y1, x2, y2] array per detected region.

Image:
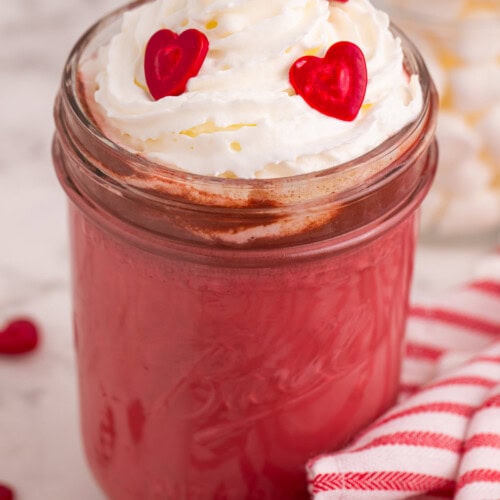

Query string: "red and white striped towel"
[[308, 252, 500, 500]]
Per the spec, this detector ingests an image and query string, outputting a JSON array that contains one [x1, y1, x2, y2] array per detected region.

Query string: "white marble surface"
[[0, 1, 496, 499]]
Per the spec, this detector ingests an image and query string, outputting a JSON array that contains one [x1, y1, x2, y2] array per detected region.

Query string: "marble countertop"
[[0, 1, 496, 499]]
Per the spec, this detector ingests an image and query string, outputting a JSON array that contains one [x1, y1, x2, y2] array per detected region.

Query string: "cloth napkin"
[[308, 251, 500, 500]]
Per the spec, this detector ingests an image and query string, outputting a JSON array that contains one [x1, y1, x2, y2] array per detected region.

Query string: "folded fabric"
[[308, 251, 500, 500]]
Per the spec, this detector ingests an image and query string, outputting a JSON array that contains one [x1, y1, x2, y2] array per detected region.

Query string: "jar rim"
[[59, 0, 436, 199], [54, 0, 438, 252]]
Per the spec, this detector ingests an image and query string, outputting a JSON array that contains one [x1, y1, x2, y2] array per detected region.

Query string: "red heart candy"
[[289, 41, 367, 121], [144, 29, 209, 100], [0, 485, 14, 500], [0, 319, 39, 355]]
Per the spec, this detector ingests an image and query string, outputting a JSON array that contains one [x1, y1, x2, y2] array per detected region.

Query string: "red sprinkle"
[[289, 41, 367, 121], [0, 319, 39, 355], [144, 29, 209, 100], [0, 485, 14, 500]]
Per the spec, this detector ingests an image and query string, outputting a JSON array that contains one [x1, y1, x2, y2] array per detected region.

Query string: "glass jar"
[[52, 3, 438, 499], [375, 0, 500, 241]]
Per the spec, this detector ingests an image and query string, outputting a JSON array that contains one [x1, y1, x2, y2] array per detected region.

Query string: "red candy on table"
[[0, 485, 14, 500], [289, 41, 367, 121], [0, 318, 39, 355], [144, 29, 209, 100], [0, 319, 38, 500]]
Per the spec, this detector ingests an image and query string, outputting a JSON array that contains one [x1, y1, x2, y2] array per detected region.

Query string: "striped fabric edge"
[[406, 318, 494, 353], [349, 430, 462, 454], [463, 433, 500, 452], [456, 468, 500, 492], [468, 280, 500, 297], [409, 306, 500, 338], [400, 374, 498, 398], [400, 342, 500, 394], [406, 342, 444, 362], [311, 471, 456, 495], [454, 385, 500, 499], [414, 287, 500, 328], [354, 402, 475, 439]]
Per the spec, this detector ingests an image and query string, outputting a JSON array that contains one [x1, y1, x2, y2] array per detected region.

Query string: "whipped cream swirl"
[[83, 0, 423, 178]]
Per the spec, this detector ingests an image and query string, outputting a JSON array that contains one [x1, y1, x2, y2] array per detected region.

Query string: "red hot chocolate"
[[53, 1, 438, 498]]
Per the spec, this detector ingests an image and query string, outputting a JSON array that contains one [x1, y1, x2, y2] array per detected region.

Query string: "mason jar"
[[52, 3, 438, 498]]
